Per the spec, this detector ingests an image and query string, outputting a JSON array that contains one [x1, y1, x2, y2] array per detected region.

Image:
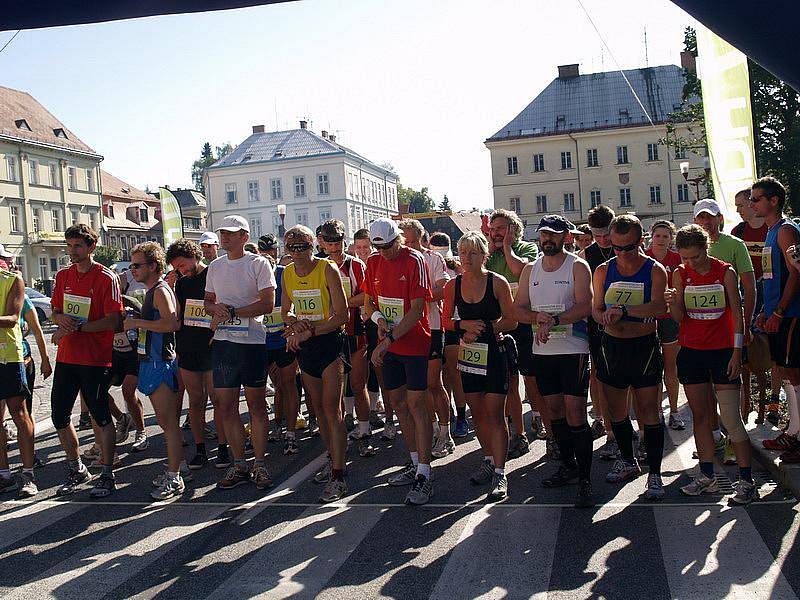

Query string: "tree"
[[439, 194, 451, 212], [93, 245, 120, 267], [397, 184, 435, 213], [191, 142, 234, 194]]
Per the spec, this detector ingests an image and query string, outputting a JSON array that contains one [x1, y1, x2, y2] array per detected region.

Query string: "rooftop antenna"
[[644, 26, 649, 67]]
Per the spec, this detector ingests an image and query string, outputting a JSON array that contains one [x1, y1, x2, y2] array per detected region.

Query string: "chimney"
[[299, 120, 307, 129], [680, 51, 696, 73], [252, 124, 265, 134], [329, 134, 336, 143], [321, 130, 328, 139], [557, 64, 580, 79]]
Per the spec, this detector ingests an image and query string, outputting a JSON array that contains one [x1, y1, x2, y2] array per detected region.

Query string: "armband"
[[734, 333, 744, 349], [371, 310, 386, 325]]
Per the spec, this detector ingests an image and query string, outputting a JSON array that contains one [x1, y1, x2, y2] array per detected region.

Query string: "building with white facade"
[[204, 121, 398, 239], [485, 64, 706, 233]]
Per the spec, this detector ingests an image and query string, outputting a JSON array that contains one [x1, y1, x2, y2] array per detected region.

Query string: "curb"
[[747, 421, 800, 500]]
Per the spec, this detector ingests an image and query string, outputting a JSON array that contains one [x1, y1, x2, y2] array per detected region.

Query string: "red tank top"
[[676, 257, 734, 350]]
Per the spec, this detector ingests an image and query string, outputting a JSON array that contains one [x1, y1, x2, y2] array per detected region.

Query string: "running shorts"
[[677, 347, 741, 386], [768, 316, 800, 369], [596, 333, 663, 390], [382, 352, 428, 391], [212, 340, 268, 389], [138, 359, 179, 395], [51, 363, 113, 429], [532, 353, 590, 397]]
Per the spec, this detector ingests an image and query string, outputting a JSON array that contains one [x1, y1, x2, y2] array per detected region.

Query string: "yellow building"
[[0, 86, 103, 284], [485, 64, 707, 235]]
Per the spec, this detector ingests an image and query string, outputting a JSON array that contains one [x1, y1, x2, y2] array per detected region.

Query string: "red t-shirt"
[[52, 262, 124, 367], [362, 246, 432, 356], [676, 257, 734, 350], [732, 221, 768, 280]]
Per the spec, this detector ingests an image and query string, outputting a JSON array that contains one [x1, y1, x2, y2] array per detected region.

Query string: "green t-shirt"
[[485, 240, 538, 283], [709, 232, 754, 275]]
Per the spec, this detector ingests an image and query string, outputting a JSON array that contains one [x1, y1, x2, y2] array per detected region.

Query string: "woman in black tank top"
[[442, 231, 518, 501]]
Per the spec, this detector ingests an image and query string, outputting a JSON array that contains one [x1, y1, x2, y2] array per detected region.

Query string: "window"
[[319, 207, 332, 223], [318, 173, 330, 195], [15, 119, 31, 131], [677, 183, 690, 203], [29, 159, 39, 185], [272, 213, 281, 235], [32, 208, 41, 232], [616, 145, 629, 164], [5, 156, 17, 181], [270, 178, 282, 200], [71, 209, 79, 226], [675, 147, 686, 160], [295, 210, 308, 226], [649, 185, 662, 204], [250, 216, 262, 237], [561, 151, 573, 170], [50, 258, 58, 273], [39, 257, 48, 280], [225, 183, 237, 204], [533, 154, 545, 172], [49, 163, 58, 187], [564, 193, 575, 212], [586, 148, 599, 167], [138, 235, 146, 244], [619, 188, 632, 207], [53, 128, 68, 139], [535, 195, 547, 213], [590, 190, 602, 208], [509, 197, 520, 213], [90, 212, 98, 232], [86, 169, 95, 192], [108, 204, 114, 219], [247, 180, 260, 203], [507, 157, 518, 175], [647, 143, 660, 162], [10, 206, 19, 232], [294, 176, 306, 197], [51, 209, 60, 231], [68, 166, 77, 189], [140, 207, 149, 222]]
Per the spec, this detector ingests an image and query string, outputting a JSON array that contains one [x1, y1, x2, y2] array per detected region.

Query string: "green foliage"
[[397, 184, 435, 213], [93, 244, 121, 267], [439, 194, 451, 212], [192, 142, 234, 194]]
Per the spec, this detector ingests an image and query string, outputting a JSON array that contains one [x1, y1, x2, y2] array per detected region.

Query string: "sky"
[[0, 0, 696, 212]]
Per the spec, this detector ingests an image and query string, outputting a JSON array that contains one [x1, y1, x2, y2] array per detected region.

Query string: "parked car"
[[25, 287, 52, 323]]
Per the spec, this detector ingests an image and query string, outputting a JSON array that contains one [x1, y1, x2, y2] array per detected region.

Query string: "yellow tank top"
[[283, 258, 334, 323], [0, 270, 24, 364]]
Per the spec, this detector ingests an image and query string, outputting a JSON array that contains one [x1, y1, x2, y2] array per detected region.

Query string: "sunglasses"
[[749, 194, 770, 203], [129, 261, 154, 269], [321, 235, 344, 243], [286, 243, 312, 253], [611, 242, 639, 252], [374, 242, 394, 251]]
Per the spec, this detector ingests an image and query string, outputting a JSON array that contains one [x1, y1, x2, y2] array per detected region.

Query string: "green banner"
[[159, 187, 184, 247], [698, 27, 757, 228]]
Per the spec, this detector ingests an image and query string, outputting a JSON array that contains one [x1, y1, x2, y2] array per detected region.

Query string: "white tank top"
[[529, 253, 590, 355]]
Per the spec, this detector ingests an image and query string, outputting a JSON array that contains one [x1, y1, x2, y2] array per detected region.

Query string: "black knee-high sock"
[[643, 423, 665, 475], [570, 423, 594, 481], [551, 418, 576, 468], [610, 418, 635, 462]]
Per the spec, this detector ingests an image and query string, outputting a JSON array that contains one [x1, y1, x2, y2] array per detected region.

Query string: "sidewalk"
[[747, 419, 800, 499]]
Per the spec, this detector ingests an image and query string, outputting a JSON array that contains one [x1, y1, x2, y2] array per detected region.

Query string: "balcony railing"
[[28, 231, 65, 244]]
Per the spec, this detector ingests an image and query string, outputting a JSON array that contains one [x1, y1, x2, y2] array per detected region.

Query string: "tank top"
[[454, 272, 501, 376], [283, 258, 335, 324], [338, 255, 365, 336], [676, 257, 733, 350], [763, 218, 800, 317], [603, 257, 656, 323], [264, 265, 287, 350], [139, 280, 176, 362], [529, 254, 589, 355], [645, 247, 681, 320], [0, 270, 23, 364]]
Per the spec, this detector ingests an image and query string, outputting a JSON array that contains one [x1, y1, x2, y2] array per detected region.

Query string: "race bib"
[[184, 299, 211, 329], [137, 327, 146, 354], [533, 303, 568, 339], [509, 282, 519, 299], [341, 275, 352, 299], [293, 288, 324, 322], [378, 296, 404, 326], [264, 308, 284, 335], [684, 284, 726, 320], [604, 281, 645, 307], [457, 341, 489, 376], [762, 247, 774, 280], [63, 293, 91, 322], [113, 332, 133, 352], [218, 315, 250, 337], [132, 289, 147, 305]]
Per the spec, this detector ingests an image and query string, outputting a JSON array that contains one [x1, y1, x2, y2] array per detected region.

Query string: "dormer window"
[[15, 119, 31, 131], [53, 128, 68, 139]]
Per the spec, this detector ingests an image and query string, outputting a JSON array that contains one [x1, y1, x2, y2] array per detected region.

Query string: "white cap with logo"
[[198, 231, 219, 245], [215, 215, 250, 233], [0, 244, 12, 259], [693, 199, 722, 219], [369, 218, 401, 245]]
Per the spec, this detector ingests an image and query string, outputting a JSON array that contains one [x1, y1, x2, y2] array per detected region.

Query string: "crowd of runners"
[[2, 175, 799, 508]]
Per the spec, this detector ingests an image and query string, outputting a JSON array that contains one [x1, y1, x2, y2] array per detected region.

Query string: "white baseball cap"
[[0, 244, 12, 259], [369, 218, 401, 245], [215, 215, 250, 233], [693, 199, 722, 219], [198, 231, 219, 245]]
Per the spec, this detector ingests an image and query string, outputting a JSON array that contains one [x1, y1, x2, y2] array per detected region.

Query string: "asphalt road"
[[2, 335, 800, 599]]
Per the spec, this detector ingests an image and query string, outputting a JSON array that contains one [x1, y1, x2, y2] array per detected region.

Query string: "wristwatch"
[[552, 314, 561, 326], [228, 306, 236, 320], [386, 331, 395, 343]]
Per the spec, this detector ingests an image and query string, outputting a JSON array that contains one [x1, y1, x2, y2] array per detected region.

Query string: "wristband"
[[734, 333, 744, 348], [371, 310, 386, 325]]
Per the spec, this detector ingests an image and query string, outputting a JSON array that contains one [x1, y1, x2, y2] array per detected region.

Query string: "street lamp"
[[277, 203, 286, 245], [680, 158, 712, 202]]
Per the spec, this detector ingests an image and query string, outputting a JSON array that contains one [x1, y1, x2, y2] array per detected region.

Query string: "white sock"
[[485, 455, 495, 466], [410, 451, 419, 466], [358, 421, 370, 435], [344, 397, 355, 415], [788, 384, 800, 436], [712, 429, 722, 443], [416, 463, 431, 478], [494, 467, 505, 476], [369, 391, 379, 410]]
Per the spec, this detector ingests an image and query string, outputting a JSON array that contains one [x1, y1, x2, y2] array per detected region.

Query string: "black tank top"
[[455, 272, 501, 346]]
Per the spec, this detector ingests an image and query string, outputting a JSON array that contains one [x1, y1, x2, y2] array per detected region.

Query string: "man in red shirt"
[[364, 218, 434, 505], [50, 224, 124, 498]]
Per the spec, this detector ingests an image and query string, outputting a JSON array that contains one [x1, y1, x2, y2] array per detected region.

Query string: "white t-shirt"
[[123, 269, 148, 304], [205, 253, 276, 344], [424, 249, 450, 330]]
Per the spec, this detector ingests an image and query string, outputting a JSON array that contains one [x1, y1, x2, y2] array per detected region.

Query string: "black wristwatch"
[[616, 304, 628, 318], [553, 314, 561, 326], [386, 331, 395, 343], [228, 306, 236, 320]]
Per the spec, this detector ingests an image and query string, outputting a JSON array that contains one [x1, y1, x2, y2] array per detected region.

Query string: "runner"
[[204, 215, 276, 491], [50, 224, 124, 497], [515, 216, 595, 507], [364, 218, 434, 505], [644, 220, 684, 430], [258, 233, 279, 262], [0, 267, 36, 497], [666, 224, 757, 503], [281, 225, 350, 502], [575, 224, 594, 255], [591, 215, 669, 500], [319, 220, 376, 458], [398, 219, 454, 458], [199, 231, 220, 264], [751, 177, 800, 463], [123, 242, 186, 499], [486, 209, 536, 459]]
